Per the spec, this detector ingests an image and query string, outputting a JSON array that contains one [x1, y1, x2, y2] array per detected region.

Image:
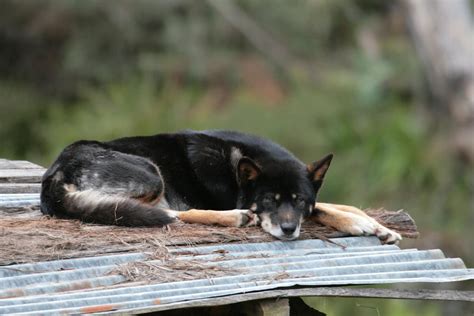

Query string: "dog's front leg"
[[169, 209, 259, 227], [313, 202, 402, 244]]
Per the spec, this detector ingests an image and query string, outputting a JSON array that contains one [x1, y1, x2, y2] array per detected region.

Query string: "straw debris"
[[0, 208, 418, 265]]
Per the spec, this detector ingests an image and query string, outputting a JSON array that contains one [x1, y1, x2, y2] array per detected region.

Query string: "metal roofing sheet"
[[1, 236, 473, 315], [0, 193, 40, 208]]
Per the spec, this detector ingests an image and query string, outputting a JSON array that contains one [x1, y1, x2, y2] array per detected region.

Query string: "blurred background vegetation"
[[0, 0, 472, 314]]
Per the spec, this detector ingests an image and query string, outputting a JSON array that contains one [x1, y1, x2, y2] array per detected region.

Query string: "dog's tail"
[[58, 187, 176, 227]]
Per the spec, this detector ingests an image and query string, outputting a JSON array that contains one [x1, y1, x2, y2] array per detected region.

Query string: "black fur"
[[41, 130, 332, 237]]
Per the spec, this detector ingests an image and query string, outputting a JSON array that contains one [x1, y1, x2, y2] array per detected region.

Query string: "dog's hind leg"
[[60, 150, 177, 227], [169, 209, 259, 227], [79, 153, 165, 202], [313, 202, 402, 244]]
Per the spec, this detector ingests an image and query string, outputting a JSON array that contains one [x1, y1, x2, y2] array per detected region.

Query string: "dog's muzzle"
[[259, 212, 301, 240]]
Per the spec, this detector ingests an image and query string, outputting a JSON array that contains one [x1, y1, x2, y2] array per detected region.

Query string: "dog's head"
[[237, 153, 333, 240]]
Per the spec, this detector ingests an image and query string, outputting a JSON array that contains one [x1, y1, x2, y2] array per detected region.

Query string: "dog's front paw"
[[344, 213, 378, 236], [344, 214, 402, 244], [374, 225, 402, 245], [237, 209, 259, 227]]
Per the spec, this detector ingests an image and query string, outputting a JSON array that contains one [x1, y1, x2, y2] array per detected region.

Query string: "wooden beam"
[[289, 287, 474, 301], [112, 287, 474, 314], [0, 206, 42, 219], [153, 297, 326, 316]]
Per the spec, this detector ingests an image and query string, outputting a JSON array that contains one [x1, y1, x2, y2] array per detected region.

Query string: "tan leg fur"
[[170, 209, 258, 227], [314, 202, 402, 244]]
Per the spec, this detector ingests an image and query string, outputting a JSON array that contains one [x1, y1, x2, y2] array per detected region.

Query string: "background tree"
[[402, 0, 474, 164]]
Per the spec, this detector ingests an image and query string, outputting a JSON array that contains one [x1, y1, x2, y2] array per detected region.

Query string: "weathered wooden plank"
[[0, 183, 41, 193], [0, 205, 40, 216], [111, 288, 474, 314], [161, 298, 324, 316], [0, 160, 44, 170], [0, 169, 45, 183], [292, 287, 474, 301], [0, 206, 42, 219]]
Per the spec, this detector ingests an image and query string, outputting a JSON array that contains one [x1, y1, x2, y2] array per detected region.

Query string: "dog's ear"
[[237, 157, 261, 185], [307, 153, 333, 192]]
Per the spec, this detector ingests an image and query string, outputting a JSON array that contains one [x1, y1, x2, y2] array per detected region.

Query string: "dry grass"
[[112, 258, 238, 283], [0, 208, 418, 265]]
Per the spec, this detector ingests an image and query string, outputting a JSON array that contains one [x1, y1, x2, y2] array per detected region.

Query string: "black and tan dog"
[[40, 130, 401, 243]]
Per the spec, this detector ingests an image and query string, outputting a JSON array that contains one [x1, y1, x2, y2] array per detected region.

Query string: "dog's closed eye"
[[294, 196, 306, 208], [262, 194, 277, 208]]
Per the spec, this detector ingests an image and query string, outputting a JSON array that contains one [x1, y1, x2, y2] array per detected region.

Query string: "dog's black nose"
[[281, 222, 297, 235]]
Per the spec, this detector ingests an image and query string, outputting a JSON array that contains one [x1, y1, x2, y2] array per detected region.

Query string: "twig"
[[206, 0, 300, 74]]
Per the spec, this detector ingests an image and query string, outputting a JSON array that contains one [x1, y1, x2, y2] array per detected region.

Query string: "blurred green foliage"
[[305, 294, 442, 316], [0, 1, 472, 315]]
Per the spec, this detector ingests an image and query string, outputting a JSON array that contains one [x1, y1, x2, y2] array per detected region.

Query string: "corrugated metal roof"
[[1, 236, 473, 315], [0, 193, 40, 208]]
